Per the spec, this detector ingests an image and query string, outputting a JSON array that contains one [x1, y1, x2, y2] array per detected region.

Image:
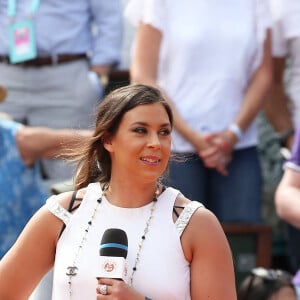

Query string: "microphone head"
[[100, 228, 128, 258]]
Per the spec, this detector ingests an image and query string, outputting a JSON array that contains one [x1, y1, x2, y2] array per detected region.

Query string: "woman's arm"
[[182, 207, 237, 299], [233, 29, 273, 134], [275, 168, 300, 228], [263, 57, 294, 149], [0, 192, 72, 300], [16, 125, 92, 167]]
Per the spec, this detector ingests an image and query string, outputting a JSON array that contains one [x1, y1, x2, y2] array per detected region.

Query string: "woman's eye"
[[133, 127, 147, 134], [160, 128, 171, 136]]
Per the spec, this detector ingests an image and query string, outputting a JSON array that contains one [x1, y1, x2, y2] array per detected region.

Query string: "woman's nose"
[[147, 133, 161, 148]]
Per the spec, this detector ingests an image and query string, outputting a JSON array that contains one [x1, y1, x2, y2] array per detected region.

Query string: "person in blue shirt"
[[0, 114, 92, 300], [0, 0, 123, 185], [0, 115, 92, 260], [0, 118, 48, 259]]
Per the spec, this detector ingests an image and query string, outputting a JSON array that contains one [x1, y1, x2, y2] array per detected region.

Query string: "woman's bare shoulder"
[[175, 193, 224, 236], [51, 188, 87, 211]]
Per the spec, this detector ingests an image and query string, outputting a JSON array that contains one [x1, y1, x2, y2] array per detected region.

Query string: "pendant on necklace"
[[66, 266, 78, 277]]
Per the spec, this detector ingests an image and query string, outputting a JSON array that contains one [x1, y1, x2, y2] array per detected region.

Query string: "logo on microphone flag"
[[97, 256, 128, 280]]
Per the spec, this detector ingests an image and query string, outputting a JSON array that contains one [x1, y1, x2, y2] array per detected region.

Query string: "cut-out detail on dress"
[[46, 196, 72, 226], [175, 201, 204, 236]]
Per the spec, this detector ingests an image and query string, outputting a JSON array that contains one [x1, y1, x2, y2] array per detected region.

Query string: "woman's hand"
[[96, 278, 144, 300], [198, 130, 238, 176]]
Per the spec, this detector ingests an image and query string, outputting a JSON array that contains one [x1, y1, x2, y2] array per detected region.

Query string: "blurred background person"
[[276, 125, 300, 242], [0, 1, 123, 189], [275, 125, 300, 280], [0, 113, 92, 260], [238, 267, 297, 300], [126, 0, 272, 224], [0, 113, 92, 300], [261, 0, 300, 276], [265, 0, 300, 151]]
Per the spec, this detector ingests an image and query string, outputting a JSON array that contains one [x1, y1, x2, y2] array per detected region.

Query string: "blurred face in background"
[[269, 285, 297, 300]]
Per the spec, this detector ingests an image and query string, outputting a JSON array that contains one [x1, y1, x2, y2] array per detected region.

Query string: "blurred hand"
[[198, 130, 238, 176]]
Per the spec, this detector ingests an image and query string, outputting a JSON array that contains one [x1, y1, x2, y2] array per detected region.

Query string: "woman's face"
[[105, 103, 172, 182], [269, 286, 297, 300]]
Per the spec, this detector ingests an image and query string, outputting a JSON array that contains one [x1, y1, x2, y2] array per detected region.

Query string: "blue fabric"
[[165, 147, 262, 224], [0, 0, 123, 65], [0, 119, 48, 258]]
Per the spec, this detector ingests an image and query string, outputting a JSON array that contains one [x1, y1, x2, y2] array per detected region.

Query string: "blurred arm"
[[233, 30, 273, 134], [275, 168, 300, 228], [89, 0, 123, 72], [264, 57, 294, 149], [16, 126, 92, 167]]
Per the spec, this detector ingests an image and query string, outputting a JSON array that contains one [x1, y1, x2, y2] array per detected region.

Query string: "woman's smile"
[[140, 155, 161, 166]]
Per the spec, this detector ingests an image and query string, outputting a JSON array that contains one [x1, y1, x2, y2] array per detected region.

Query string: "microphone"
[[96, 228, 128, 280]]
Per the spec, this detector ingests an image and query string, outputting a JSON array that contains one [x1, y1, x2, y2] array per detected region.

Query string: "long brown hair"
[[71, 84, 173, 190]]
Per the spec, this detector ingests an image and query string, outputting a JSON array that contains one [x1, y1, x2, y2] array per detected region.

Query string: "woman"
[[275, 123, 300, 217], [265, 0, 300, 275], [275, 124, 300, 275], [126, 0, 272, 223], [0, 84, 236, 299]]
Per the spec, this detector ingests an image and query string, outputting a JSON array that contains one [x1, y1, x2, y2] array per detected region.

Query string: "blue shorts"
[[164, 147, 262, 224]]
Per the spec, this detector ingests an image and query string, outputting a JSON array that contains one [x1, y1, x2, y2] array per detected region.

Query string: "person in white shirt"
[[264, 0, 300, 276], [126, 0, 272, 223]]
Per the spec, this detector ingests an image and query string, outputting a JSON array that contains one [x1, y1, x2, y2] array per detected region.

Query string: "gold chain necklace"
[[66, 184, 108, 299], [66, 184, 160, 298]]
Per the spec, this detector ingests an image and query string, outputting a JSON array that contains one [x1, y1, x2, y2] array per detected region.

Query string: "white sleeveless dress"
[[46, 182, 203, 299]]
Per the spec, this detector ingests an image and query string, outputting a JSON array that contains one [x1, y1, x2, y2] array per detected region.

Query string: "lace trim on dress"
[[175, 201, 203, 236], [45, 196, 72, 226]]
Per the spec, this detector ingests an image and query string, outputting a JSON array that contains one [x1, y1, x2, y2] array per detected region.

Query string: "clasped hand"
[[196, 130, 238, 176]]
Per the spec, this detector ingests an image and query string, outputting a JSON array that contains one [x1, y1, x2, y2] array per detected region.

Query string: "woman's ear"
[[103, 136, 113, 152]]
